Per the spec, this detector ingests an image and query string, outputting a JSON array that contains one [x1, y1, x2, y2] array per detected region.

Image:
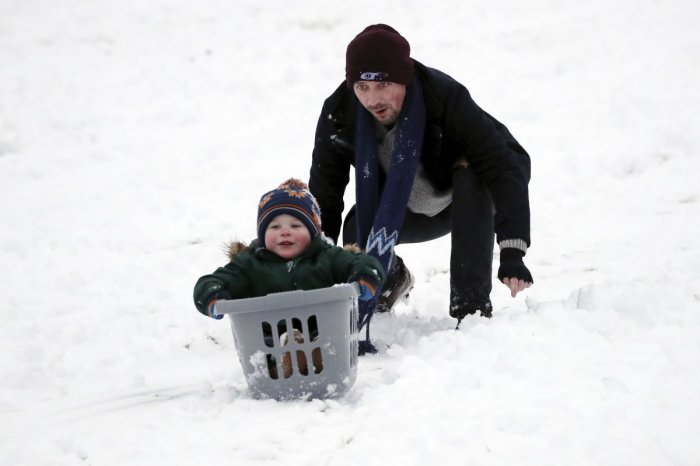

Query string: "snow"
[[2, 0, 700, 464]]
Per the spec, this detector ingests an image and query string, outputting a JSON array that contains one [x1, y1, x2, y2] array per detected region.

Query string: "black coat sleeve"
[[308, 88, 353, 244], [444, 82, 531, 246]]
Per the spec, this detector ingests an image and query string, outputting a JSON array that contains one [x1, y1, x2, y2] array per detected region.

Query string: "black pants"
[[342, 166, 494, 309]]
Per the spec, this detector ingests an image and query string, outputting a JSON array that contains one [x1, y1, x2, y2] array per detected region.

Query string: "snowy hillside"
[[2, 0, 700, 464]]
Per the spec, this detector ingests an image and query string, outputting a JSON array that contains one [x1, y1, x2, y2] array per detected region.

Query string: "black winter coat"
[[309, 60, 531, 247]]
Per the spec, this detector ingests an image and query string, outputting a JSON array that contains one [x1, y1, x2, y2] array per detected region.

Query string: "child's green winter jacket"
[[193, 236, 384, 316]]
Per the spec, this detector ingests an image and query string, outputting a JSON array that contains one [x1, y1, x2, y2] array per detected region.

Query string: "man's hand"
[[497, 248, 533, 297], [502, 277, 532, 297]]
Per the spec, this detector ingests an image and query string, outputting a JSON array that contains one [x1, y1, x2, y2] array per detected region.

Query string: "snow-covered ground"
[[2, 1, 699, 464]]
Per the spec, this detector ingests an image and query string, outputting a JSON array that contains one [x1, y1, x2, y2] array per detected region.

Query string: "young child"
[[193, 178, 385, 358]]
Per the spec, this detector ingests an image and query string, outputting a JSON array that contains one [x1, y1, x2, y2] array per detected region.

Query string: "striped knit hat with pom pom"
[[257, 178, 322, 244]]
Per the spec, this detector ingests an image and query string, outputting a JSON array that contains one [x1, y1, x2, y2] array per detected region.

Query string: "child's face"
[[264, 214, 312, 259]]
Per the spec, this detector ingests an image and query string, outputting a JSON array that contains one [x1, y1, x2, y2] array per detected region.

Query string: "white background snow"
[[2, 0, 700, 464]]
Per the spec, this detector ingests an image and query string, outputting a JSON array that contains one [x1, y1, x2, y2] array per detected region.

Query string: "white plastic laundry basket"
[[215, 284, 359, 400]]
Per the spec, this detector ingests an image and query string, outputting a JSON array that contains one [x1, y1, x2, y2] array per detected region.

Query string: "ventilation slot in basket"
[[349, 301, 358, 368], [260, 315, 324, 379]]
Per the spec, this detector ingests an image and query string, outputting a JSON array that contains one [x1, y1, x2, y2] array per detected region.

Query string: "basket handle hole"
[[292, 318, 306, 343], [266, 354, 279, 380], [296, 351, 309, 376], [349, 304, 358, 334], [262, 322, 274, 348], [308, 315, 320, 341], [312, 347, 323, 374], [277, 320, 289, 346], [281, 351, 293, 378]]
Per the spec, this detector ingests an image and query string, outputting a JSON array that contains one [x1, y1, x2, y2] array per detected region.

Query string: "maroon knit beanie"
[[345, 24, 414, 88]]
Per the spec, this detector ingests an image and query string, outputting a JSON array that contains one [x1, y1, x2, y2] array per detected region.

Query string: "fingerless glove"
[[497, 248, 534, 283]]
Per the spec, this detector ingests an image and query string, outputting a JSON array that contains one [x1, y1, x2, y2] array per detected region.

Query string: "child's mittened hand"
[[207, 291, 232, 320], [207, 300, 223, 320], [355, 278, 379, 331], [356, 279, 377, 302]]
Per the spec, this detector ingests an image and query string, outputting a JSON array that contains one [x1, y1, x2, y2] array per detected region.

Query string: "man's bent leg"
[[449, 166, 495, 320]]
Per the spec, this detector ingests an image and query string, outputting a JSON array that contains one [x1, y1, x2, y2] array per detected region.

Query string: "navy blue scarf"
[[354, 81, 425, 338]]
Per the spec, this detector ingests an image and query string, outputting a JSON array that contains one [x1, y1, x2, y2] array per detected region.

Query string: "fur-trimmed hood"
[[225, 240, 251, 260]]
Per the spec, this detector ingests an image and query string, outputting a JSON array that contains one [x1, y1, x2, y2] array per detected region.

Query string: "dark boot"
[[376, 255, 415, 313], [342, 209, 419, 314], [449, 297, 493, 319]]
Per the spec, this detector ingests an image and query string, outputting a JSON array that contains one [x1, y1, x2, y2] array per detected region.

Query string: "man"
[[308, 24, 533, 328]]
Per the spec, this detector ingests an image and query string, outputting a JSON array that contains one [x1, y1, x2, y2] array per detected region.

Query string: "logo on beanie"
[[359, 71, 389, 81]]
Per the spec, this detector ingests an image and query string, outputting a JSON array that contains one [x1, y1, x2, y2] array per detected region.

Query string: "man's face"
[[352, 81, 406, 126]]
